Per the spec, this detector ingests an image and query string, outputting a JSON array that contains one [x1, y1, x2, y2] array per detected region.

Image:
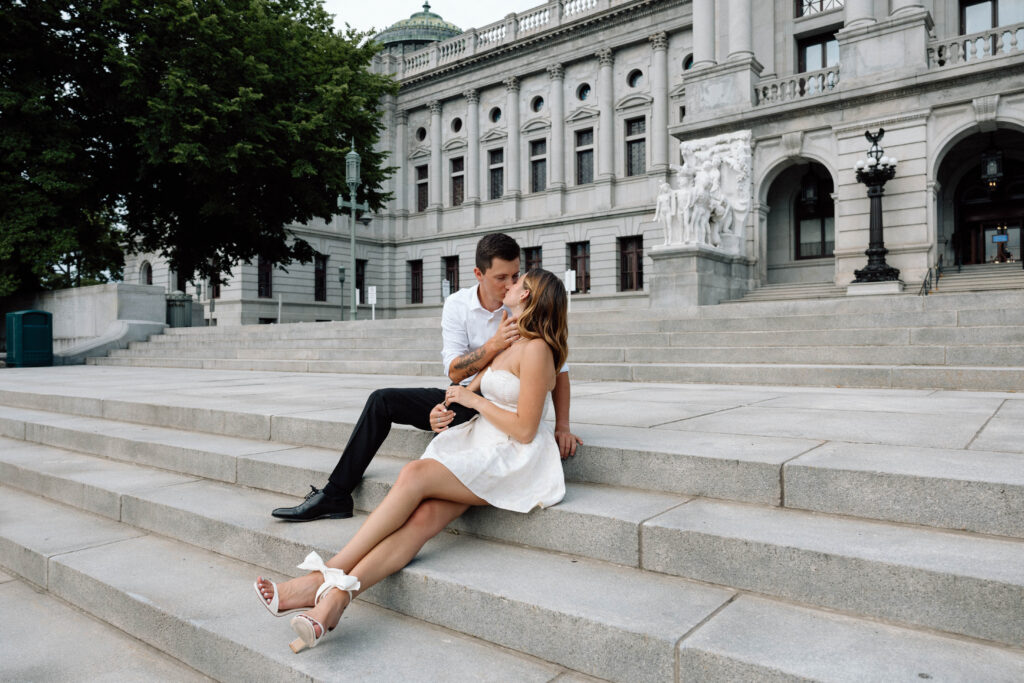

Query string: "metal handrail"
[[918, 254, 944, 296]]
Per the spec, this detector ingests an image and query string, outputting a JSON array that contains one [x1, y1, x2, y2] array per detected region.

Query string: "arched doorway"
[[764, 160, 836, 284], [938, 129, 1024, 267]]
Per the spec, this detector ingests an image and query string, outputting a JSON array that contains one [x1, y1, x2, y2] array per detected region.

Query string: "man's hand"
[[554, 425, 582, 459], [489, 310, 519, 351], [430, 403, 454, 433]]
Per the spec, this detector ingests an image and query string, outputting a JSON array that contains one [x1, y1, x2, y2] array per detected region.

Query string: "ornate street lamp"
[[339, 137, 372, 320], [852, 128, 900, 282], [338, 266, 346, 321]]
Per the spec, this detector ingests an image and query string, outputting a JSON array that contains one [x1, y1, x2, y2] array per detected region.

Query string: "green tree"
[[0, 0, 395, 295]]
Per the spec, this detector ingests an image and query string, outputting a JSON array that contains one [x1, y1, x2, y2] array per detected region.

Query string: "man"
[[272, 233, 582, 521]]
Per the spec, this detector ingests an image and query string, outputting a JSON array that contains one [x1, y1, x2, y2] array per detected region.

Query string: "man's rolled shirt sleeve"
[[441, 295, 470, 379]]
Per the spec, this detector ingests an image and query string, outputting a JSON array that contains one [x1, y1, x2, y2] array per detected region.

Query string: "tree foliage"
[[0, 0, 395, 296]]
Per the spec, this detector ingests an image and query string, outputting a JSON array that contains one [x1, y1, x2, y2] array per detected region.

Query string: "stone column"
[[547, 65, 565, 190], [394, 110, 408, 215], [844, 0, 876, 27], [692, 0, 716, 68], [596, 48, 615, 180], [504, 77, 521, 197], [464, 90, 480, 202], [727, 0, 753, 61], [890, 0, 924, 15], [649, 33, 669, 174], [429, 100, 443, 208]]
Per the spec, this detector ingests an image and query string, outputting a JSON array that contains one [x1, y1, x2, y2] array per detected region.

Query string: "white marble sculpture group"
[[654, 131, 753, 255]]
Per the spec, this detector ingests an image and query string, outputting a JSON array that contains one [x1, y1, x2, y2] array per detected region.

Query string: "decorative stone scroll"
[[654, 130, 752, 255]]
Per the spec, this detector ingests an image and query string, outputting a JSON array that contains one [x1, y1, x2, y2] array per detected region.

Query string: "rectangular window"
[[795, 0, 844, 18], [798, 33, 839, 72], [575, 128, 594, 185], [618, 236, 644, 291], [356, 258, 367, 305], [524, 246, 543, 272], [416, 164, 428, 212], [257, 257, 272, 298], [488, 148, 504, 200], [567, 241, 591, 294], [314, 254, 328, 302], [530, 139, 547, 193], [625, 117, 646, 177], [443, 255, 459, 293], [211, 273, 221, 299], [450, 156, 464, 207], [409, 259, 423, 304], [796, 217, 836, 259]]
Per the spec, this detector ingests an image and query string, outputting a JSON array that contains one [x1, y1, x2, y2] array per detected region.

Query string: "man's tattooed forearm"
[[453, 347, 486, 372]]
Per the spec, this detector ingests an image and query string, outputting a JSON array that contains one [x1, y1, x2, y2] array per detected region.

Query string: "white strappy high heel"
[[288, 551, 360, 653], [253, 578, 304, 617]]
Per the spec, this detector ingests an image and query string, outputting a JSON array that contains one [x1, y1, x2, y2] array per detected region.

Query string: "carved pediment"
[[565, 106, 598, 123], [442, 137, 467, 152], [408, 146, 431, 160], [521, 116, 551, 134], [615, 93, 654, 111], [669, 82, 686, 99], [480, 128, 508, 143]]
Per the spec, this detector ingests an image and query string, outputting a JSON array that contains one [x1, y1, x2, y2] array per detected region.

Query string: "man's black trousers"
[[325, 387, 478, 496]]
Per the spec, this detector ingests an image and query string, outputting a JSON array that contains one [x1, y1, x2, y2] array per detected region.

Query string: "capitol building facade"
[[127, 0, 1024, 324]]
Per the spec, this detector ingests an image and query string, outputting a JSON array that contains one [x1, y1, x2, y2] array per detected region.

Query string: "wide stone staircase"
[[1, 357, 1023, 679], [90, 290, 1024, 391]]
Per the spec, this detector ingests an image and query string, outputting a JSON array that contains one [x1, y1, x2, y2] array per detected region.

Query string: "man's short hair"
[[476, 233, 521, 272]]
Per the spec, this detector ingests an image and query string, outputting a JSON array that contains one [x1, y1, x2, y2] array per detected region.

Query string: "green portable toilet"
[[5, 310, 54, 367]]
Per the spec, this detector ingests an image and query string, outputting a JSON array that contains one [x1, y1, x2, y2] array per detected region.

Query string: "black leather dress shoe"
[[272, 486, 353, 522]]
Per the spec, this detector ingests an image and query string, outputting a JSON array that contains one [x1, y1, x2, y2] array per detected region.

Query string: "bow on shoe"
[[296, 551, 361, 604]]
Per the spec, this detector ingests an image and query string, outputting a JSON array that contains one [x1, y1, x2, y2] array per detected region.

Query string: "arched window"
[[140, 262, 153, 285]]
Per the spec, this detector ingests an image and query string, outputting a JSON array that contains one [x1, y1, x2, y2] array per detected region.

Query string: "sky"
[[320, 1, 545, 35]]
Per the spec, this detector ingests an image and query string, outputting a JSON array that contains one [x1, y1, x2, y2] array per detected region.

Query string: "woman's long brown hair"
[[516, 269, 568, 372]]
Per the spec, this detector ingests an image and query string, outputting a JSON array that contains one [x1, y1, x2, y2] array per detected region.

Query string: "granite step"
[[0, 488, 586, 682], [0, 485, 730, 682], [643, 498, 1024, 646]]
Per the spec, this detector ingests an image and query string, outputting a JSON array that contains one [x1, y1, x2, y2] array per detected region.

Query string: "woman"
[[254, 269, 569, 653]]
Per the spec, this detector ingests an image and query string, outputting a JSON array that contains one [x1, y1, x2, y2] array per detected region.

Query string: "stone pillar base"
[[847, 280, 904, 296], [649, 243, 755, 308]]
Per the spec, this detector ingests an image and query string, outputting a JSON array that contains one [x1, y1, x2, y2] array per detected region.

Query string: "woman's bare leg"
[[299, 497, 470, 636]]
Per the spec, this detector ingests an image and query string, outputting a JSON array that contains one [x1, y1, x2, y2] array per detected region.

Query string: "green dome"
[[375, 3, 462, 48]]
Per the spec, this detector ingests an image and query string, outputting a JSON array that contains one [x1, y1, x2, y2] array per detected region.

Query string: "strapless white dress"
[[420, 368, 565, 513]]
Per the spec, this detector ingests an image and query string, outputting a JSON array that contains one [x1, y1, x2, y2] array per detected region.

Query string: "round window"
[[451, 117, 463, 133], [576, 83, 591, 101], [415, 127, 426, 142], [683, 54, 694, 70], [531, 96, 544, 112], [627, 69, 644, 88], [489, 107, 502, 123]]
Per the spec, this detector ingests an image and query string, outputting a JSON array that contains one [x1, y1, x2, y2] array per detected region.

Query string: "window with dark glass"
[[211, 273, 221, 299], [176, 270, 188, 293], [444, 255, 459, 292], [794, 168, 836, 259], [416, 164, 428, 212], [618, 236, 644, 291], [625, 117, 646, 177], [961, 0, 1024, 33], [356, 259, 367, 305], [567, 241, 591, 294], [450, 156, 465, 207], [257, 257, 272, 298], [575, 128, 594, 185], [488, 148, 504, 200], [524, 246, 543, 272], [530, 139, 547, 193], [409, 260, 423, 304], [576, 83, 591, 101], [798, 33, 839, 72], [141, 262, 153, 286], [795, 0, 844, 18], [314, 254, 328, 302]]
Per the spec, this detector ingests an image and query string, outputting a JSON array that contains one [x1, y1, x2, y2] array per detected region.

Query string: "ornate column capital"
[[503, 76, 520, 92], [547, 64, 565, 81], [428, 100, 442, 115], [463, 89, 479, 104], [395, 110, 409, 125], [596, 48, 614, 67], [649, 32, 668, 51]]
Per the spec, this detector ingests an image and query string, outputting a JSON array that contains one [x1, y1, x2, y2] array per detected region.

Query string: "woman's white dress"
[[420, 368, 565, 513]]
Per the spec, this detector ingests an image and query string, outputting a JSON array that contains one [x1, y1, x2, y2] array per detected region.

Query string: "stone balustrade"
[[928, 21, 1024, 69], [754, 66, 840, 106], [401, 0, 613, 78]]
